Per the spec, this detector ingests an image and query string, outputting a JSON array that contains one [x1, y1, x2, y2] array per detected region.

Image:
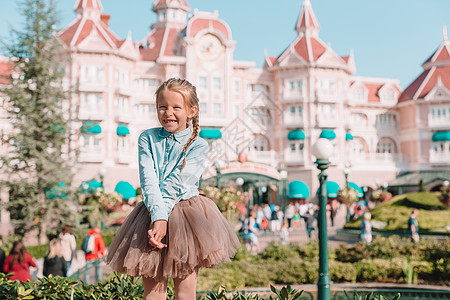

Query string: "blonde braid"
[[181, 113, 199, 171]]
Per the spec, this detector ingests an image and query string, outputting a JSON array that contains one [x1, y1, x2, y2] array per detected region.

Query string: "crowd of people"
[[0, 225, 105, 283], [240, 201, 325, 253]]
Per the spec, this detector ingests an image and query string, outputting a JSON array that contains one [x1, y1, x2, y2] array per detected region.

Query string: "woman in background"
[[3, 239, 36, 282], [43, 239, 67, 277]]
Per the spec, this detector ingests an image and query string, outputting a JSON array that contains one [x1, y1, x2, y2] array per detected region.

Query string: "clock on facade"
[[196, 34, 224, 61]]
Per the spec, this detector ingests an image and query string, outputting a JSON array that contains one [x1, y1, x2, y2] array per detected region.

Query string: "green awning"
[[46, 182, 68, 199], [199, 128, 222, 139], [114, 181, 136, 200], [80, 180, 102, 194], [50, 123, 66, 134], [288, 181, 310, 199], [317, 181, 339, 198], [288, 130, 305, 140], [81, 121, 101, 134], [346, 132, 354, 141], [348, 182, 364, 198], [320, 129, 336, 140], [432, 131, 450, 142], [116, 124, 130, 136]]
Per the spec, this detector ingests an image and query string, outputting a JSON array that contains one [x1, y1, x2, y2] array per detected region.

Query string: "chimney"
[[101, 14, 111, 27]]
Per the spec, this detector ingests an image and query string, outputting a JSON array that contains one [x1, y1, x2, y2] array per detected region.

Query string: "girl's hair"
[[47, 239, 62, 259], [155, 78, 200, 170], [62, 225, 72, 235], [10, 239, 27, 263]]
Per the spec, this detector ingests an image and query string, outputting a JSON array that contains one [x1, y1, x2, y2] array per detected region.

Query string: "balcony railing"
[[284, 116, 304, 128], [247, 150, 278, 167], [284, 150, 305, 165], [428, 118, 450, 128], [79, 109, 105, 121], [79, 149, 104, 163], [429, 151, 450, 164], [115, 152, 133, 164]]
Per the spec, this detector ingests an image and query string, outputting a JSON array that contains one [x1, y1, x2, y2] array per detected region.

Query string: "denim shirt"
[[138, 127, 209, 223]]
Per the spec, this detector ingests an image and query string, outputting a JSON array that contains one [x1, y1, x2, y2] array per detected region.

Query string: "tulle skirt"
[[106, 195, 240, 281]]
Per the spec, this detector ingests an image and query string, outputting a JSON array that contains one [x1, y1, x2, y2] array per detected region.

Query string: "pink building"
[[1, 0, 449, 233]]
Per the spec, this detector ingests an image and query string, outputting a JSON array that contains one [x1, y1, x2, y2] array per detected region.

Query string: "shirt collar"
[[159, 127, 192, 143]]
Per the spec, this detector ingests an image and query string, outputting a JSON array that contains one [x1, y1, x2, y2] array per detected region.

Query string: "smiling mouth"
[[164, 120, 177, 124]]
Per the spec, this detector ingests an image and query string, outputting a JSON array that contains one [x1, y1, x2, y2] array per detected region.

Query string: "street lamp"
[[343, 161, 351, 223], [214, 160, 224, 188], [98, 167, 107, 229], [279, 169, 288, 212], [312, 138, 332, 300]]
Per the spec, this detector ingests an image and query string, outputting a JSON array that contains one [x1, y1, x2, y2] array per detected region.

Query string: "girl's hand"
[[148, 220, 168, 249]]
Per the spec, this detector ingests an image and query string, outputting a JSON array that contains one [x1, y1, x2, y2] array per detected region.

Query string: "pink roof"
[[164, 28, 178, 56], [341, 56, 350, 63], [292, 36, 326, 62], [363, 83, 382, 103], [58, 14, 122, 48], [400, 66, 450, 102], [75, 0, 103, 10], [424, 44, 450, 65], [399, 69, 430, 102], [0, 61, 13, 84], [188, 19, 230, 40], [140, 28, 165, 61]]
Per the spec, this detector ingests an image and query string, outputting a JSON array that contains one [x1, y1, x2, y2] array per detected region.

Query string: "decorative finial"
[[444, 25, 448, 41]]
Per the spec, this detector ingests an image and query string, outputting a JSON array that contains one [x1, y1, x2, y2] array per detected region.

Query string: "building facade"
[[1, 0, 449, 232]]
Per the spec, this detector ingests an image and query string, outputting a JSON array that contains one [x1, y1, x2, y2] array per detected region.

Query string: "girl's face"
[[157, 90, 197, 134]]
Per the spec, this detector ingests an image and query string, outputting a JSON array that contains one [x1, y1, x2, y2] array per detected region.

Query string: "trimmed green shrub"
[[356, 258, 403, 282], [403, 192, 444, 210], [329, 260, 357, 282]]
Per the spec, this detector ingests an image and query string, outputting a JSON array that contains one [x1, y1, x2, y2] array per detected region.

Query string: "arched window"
[[376, 138, 396, 154]]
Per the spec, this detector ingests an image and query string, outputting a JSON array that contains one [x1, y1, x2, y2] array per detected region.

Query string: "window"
[[134, 78, 158, 91], [117, 136, 129, 153], [288, 80, 303, 92], [317, 79, 335, 92], [234, 79, 240, 93], [115, 69, 129, 86], [199, 102, 207, 115], [198, 76, 207, 89], [250, 107, 271, 125], [289, 142, 304, 152], [318, 103, 336, 115], [376, 114, 396, 128], [213, 77, 222, 90], [213, 103, 222, 115], [81, 93, 103, 111], [354, 87, 365, 102], [351, 139, 365, 156], [233, 104, 240, 118], [288, 105, 303, 118], [135, 104, 155, 117], [80, 64, 105, 83], [381, 89, 396, 102], [376, 140, 395, 154], [116, 96, 129, 112], [252, 137, 268, 151], [251, 84, 265, 93], [80, 135, 102, 151]]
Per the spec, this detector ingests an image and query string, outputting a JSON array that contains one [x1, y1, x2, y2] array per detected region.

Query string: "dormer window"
[[381, 89, 395, 103], [354, 87, 365, 102]]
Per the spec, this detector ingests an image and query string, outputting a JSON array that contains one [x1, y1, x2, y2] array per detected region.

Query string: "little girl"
[[106, 78, 240, 299]]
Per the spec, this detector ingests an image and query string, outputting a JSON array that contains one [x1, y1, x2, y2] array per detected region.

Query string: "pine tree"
[[0, 0, 74, 243]]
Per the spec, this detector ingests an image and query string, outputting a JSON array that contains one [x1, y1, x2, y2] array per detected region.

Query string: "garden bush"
[[329, 260, 357, 283], [403, 192, 445, 210], [356, 258, 404, 282]]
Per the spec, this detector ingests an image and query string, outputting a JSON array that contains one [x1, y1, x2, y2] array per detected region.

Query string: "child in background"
[[279, 220, 290, 245], [360, 212, 372, 245], [106, 78, 240, 300]]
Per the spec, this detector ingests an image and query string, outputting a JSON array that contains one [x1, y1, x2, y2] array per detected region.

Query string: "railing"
[[70, 259, 103, 285], [429, 151, 450, 164], [333, 289, 450, 300]]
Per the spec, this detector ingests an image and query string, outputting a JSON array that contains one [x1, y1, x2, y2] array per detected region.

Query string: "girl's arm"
[[138, 131, 167, 222]]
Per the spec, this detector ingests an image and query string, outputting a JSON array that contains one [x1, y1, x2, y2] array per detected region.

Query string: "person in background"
[[304, 208, 315, 239], [270, 205, 282, 232], [43, 239, 67, 277], [285, 202, 296, 230], [3, 239, 36, 282], [84, 226, 105, 283], [243, 211, 259, 254], [0, 235, 5, 274], [408, 209, 420, 243], [279, 220, 290, 245], [59, 225, 77, 276], [360, 212, 372, 245]]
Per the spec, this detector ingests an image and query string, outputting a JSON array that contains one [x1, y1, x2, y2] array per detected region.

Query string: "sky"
[[0, 0, 449, 89]]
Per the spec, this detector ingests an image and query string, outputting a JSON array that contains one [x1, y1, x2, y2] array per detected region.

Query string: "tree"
[[0, 0, 74, 243]]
